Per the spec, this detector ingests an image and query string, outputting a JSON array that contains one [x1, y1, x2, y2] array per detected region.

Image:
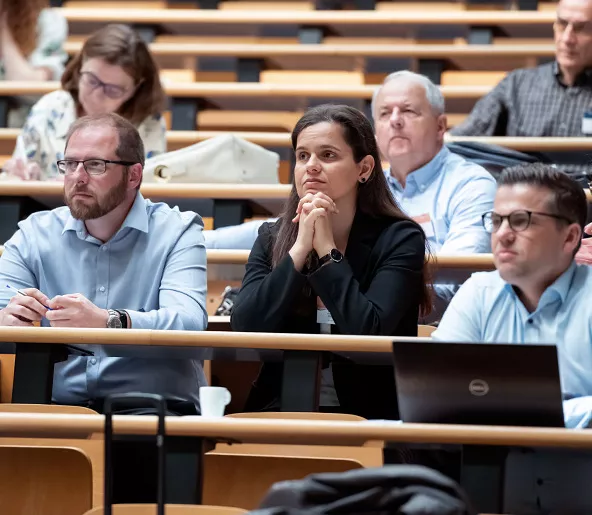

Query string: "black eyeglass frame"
[[56, 159, 137, 176], [482, 209, 574, 233]]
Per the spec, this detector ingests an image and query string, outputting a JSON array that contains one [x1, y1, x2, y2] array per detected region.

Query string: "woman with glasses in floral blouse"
[[4, 24, 167, 180]]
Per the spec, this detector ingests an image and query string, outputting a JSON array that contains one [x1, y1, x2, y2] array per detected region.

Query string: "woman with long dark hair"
[[231, 104, 432, 419]]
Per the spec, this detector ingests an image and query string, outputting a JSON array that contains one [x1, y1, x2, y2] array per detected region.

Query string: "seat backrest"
[[0, 353, 15, 403], [0, 403, 98, 414], [217, 412, 383, 468], [0, 445, 93, 515], [84, 505, 248, 514], [203, 453, 363, 510], [261, 70, 365, 85], [441, 70, 507, 86], [418, 324, 436, 337]]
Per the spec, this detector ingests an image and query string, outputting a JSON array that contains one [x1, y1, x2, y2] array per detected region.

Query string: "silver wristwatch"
[[106, 309, 122, 329]]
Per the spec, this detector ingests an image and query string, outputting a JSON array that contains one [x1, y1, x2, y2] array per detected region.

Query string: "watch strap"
[[115, 309, 128, 329]]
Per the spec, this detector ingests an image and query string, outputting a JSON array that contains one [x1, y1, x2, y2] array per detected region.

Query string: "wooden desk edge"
[[0, 414, 588, 449]]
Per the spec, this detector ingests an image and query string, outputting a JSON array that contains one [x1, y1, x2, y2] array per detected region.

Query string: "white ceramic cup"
[[199, 386, 232, 417]]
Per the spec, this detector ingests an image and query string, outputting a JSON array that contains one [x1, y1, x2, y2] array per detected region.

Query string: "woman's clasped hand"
[[289, 192, 339, 269]]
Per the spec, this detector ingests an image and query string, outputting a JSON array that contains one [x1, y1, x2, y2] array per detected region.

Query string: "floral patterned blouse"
[[3, 9, 69, 128], [12, 90, 167, 179], [0, 9, 69, 81]]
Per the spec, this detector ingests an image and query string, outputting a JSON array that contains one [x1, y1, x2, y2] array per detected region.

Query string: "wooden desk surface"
[[205, 249, 496, 269], [0, 180, 291, 200], [4, 128, 592, 153], [0, 326, 420, 353], [63, 41, 557, 58], [0, 81, 491, 100], [58, 7, 555, 26], [0, 413, 589, 449]]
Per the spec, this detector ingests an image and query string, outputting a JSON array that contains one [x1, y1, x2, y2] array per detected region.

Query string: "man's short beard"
[[66, 170, 128, 221]]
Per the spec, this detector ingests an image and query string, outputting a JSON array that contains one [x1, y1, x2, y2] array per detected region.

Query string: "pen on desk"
[[6, 284, 52, 310]]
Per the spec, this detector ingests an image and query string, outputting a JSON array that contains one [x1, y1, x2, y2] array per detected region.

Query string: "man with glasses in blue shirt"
[[434, 163, 592, 514], [0, 112, 208, 503], [0, 112, 208, 410]]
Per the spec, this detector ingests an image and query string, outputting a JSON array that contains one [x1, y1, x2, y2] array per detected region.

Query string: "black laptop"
[[392, 341, 565, 427]]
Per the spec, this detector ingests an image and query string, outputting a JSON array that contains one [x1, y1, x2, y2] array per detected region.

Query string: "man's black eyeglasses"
[[57, 159, 136, 176], [482, 210, 574, 233]]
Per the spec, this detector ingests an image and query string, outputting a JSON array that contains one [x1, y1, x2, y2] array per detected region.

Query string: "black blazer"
[[231, 211, 426, 420]]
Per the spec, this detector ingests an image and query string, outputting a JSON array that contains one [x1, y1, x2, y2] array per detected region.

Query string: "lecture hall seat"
[[0, 445, 93, 515]]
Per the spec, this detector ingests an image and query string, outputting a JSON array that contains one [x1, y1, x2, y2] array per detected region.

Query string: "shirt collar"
[[504, 260, 577, 310], [552, 61, 592, 87], [383, 146, 448, 192], [62, 191, 150, 237]]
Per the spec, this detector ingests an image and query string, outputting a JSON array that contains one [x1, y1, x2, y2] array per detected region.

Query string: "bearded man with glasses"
[[0, 112, 208, 502], [433, 163, 592, 514]]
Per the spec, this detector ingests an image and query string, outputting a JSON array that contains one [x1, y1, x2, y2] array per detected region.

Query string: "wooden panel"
[[161, 69, 197, 83], [261, 70, 365, 85], [59, 7, 555, 26], [203, 453, 363, 510], [221, 412, 384, 467], [219, 1, 314, 9], [0, 445, 93, 515], [0, 353, 14, 403], [198, 110, 301, 131], [64, 0, 167, 7], [418, 324, 436, 337], [441, 70, 507, 86], [376, 2, 464, 10], [0, 437, 103, 507]]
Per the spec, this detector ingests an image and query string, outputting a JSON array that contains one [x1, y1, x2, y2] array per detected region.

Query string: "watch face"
[[330, 249, 343, 262], [107, 311, 122, 328]]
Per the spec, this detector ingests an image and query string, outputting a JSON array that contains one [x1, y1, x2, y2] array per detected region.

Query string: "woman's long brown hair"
[[61, 24, 166, 126], [4, 0, 47, 57], [271, 104, 433, 316]]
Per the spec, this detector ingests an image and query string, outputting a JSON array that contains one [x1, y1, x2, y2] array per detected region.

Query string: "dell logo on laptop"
[[469, 379, 489, 396]]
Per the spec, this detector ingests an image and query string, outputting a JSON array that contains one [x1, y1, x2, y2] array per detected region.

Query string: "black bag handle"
[[103, 393, 167, 515]]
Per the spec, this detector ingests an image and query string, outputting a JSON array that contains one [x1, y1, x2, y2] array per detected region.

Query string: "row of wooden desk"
[[0, 179, 591, 245], [4, 127, 592, 152], [1, 410, 591, 513], [58, 7, 557, 26]]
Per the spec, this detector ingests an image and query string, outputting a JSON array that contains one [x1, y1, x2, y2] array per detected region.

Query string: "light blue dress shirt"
[[383, 146, 496, 302], [0, 192, 208, 408], [433, 262, 592, 514], [433, 261, 592, 397]]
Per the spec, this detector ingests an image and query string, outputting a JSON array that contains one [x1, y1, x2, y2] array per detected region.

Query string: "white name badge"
[[412, 213, 435, 239], [582, 111, 592, 135], [317, 308, 335, 325]]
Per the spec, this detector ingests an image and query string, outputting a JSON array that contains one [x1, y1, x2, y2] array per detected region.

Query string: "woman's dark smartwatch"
[[319, 248, 344, 266]]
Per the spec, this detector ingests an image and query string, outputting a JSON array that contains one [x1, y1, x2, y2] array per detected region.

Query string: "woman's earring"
[[359, 177, 367, 183]]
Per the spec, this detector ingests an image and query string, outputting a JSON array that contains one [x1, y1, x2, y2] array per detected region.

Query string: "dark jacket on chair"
[[248, 465, 475, 515], [230, 211, 427, 420]]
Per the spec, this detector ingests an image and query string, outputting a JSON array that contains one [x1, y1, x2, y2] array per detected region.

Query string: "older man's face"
[[374, 80, 445, 171], [554, 0, 592, 77]]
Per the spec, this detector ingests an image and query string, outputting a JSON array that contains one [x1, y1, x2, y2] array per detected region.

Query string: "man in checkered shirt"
[[451, 0, 592, 139]]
